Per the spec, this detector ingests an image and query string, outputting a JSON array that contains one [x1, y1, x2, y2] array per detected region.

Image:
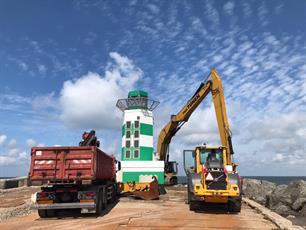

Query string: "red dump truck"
[[29, 131, 120, 218]]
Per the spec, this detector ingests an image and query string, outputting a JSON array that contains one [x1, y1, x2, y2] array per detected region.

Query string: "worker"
[[207, 149, 218, 162]]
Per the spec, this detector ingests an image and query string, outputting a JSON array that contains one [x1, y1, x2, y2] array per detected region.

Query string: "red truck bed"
[[29, 146, 115, 182]]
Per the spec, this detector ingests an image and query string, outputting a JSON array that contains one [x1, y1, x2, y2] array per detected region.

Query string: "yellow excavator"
[[157, 69, 241, 212]]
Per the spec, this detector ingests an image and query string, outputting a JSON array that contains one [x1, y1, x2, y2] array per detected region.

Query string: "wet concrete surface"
[[0, 187, 278, 229]]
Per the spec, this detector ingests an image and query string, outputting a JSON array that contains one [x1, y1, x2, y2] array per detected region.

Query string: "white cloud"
[[26, 138, 36, 147], [0, 150, 27, 166], [176, 103, 220, 146], [32, 92, 58, 110], [8, 139, 17, 148], [147, 4, 159, 14], [204, 0, 220, 28], [18, 61, 28, 71], [242, 2, 252, 17], [59, 52, 142, 130], [0, 134, 7, 145], [38, 64, 47, 74], [0, 137, 29, 166], [258, 2, 269, 26], [272, 153, 284, 162], [223, 1, 235, 15]]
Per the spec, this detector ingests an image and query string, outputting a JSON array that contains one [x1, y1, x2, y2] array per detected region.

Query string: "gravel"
[[0, 199, 34, 221]]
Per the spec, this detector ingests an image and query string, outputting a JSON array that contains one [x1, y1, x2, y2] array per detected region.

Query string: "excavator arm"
[[157, 69, 234, 169]]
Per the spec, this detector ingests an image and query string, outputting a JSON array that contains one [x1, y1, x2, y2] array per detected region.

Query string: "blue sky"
[[0, 0, 305, 176]]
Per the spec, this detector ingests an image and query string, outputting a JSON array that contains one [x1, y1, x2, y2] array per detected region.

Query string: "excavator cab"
[[200, 148, 224, 170], [183, 147, 224, 175], [165, 161, 178, 185]]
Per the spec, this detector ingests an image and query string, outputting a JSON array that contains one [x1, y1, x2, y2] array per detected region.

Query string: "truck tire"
[[102, 186, 107, 209], [38, 209, 47, 218], [228, 198, 241, 213], [111, 185, 117, 203], [96, 189, 104, 216], [46, 209, 56, 218]]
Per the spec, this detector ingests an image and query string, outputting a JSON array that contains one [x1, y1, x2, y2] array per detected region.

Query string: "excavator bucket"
[[133, 176, 160, 200]]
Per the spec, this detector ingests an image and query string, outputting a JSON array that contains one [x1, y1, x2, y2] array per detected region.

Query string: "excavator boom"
[[157, 69, 233, 171]]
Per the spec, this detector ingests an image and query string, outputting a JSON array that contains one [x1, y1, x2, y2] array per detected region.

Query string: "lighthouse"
[[116, 90, 164, 190]]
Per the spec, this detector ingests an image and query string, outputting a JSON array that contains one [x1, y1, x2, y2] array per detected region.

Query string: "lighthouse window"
[[134, 150, 139, 158], [126, 150, 131, 159], [126, 121, 131, 129], [134, 140, 139, 148], [126, 140, 131, 148], [134, 120, 139, 128], [134, 130, 139, 138], [126, 130, 131, 138]]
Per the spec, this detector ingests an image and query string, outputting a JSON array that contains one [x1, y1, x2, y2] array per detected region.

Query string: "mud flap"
[[133, 176, 160, 200]]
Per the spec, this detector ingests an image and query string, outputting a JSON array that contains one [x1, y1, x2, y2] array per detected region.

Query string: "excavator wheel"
[[189, 201, 197, 211], [228, 198, 241, 213], [170, 177, 178, 185]]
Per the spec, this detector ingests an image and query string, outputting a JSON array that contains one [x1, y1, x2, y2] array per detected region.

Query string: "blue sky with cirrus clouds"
[[0, 0, 305, 176]]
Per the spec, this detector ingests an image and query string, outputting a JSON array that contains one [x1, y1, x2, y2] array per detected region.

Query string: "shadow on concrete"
[[191, 202, 239, 215], [36, 198, 120, 220]]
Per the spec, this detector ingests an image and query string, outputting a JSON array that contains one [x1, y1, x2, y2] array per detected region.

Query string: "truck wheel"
[[46, 209, 56, 218], [96, 190, 103, 216], [111, 185, 117, 203], [101, 187, 107, 210], [38, 209, 47, 218], [228, 198, 241, 213]]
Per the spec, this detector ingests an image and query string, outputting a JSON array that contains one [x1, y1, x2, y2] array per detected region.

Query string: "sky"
[[0, 0, 305, 177]]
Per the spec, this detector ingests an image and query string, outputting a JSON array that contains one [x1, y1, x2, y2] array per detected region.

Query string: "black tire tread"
[[228, 199, 241, 213], [38, 209, 47, 218]]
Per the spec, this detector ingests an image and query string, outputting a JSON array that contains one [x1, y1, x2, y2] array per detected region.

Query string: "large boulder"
[[267, 180, 306, 216], [292, 198, 306, 211], [267, 184, 291, 208], [272, 203, 296, 216], [243, 179, 276, 205], [300, 203, 306, 216], [287, 180, 306, 201]]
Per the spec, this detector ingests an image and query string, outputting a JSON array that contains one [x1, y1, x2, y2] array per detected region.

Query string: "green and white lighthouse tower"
[[116, 90, 164, 188]]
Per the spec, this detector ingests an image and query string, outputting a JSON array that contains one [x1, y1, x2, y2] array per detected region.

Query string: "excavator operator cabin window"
[[200, 149, 223, 165], [126, 121, 131, 129]]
